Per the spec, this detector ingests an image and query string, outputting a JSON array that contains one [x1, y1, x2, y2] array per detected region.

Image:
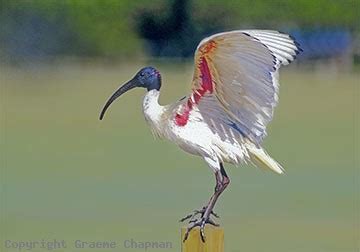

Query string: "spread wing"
[[190, 30, 301, 144]]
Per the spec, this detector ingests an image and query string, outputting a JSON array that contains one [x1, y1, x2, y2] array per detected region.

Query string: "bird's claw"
[[180, 207, 219, 223], [181, 206, 220, 242], [182, 216, 219, 243]]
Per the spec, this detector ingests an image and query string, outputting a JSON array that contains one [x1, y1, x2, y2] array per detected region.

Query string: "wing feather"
[[188, 30, 301, 144]]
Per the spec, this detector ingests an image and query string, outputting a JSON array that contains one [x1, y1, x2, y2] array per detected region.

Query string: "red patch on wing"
[[200, 40, 217, 54], [175, 56, 214, 126]]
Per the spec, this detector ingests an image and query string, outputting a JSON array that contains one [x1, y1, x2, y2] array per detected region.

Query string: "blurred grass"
[[0, 62, 359, 251]]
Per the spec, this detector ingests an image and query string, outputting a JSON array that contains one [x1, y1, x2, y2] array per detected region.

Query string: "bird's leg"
[[183, 163, 230, 242], [180, 172, 222, 223]]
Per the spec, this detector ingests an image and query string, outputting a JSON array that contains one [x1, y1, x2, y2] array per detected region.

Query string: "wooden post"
[[181, 226, 224, 252]]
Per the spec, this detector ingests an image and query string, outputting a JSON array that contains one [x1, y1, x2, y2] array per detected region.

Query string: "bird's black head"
[[99, 66, 161, 120], [135, 66, 162, 91]]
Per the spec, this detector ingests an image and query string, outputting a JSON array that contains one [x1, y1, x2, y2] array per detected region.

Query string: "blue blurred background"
[[1, 0, 359, 251], [1, 0, 359, 63]]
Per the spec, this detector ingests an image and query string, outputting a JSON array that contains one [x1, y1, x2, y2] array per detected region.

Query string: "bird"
[[99, 30, 301, 242]]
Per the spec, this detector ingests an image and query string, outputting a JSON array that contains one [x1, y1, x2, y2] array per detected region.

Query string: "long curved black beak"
[[99, 79, 138, 120]]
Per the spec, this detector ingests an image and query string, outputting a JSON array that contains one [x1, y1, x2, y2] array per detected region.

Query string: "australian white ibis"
[[99, 30, 301, 242]]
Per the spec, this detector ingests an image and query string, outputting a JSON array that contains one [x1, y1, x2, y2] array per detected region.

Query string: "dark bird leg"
[[182, 163, 230, 242], [179, 171, 221, 223]]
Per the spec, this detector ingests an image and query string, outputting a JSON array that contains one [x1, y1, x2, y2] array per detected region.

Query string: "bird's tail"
[[245, 141, 284, 174]]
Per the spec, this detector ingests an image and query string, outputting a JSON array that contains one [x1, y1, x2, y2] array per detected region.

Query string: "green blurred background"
[[0, 0, 359, 251]]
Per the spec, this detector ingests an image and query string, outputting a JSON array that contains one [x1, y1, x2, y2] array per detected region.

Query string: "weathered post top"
[[181, 226, 224, 252]]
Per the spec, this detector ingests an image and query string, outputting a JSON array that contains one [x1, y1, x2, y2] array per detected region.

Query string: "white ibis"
[[100, 30, 301, 242]]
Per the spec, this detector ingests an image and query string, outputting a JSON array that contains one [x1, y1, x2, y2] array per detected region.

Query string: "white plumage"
[[142, 30, 300, 174]]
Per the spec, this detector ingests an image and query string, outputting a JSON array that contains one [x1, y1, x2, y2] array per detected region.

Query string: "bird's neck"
[[142, 90, 166, 138]]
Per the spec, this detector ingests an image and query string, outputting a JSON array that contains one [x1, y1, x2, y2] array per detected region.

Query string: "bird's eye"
[[140, 72, 145, 77]]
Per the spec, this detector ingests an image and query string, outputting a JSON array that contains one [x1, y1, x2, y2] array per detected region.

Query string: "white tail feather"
[[246, 141, 284, 174]]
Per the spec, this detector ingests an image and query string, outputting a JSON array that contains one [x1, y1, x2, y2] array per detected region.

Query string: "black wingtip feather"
[[289, 36, 303, 54]]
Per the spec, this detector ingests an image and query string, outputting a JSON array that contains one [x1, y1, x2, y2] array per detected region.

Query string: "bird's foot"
[[180, 206, 219, 223], [181, 207, 219, 242], [182, 214, 219, 242]]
